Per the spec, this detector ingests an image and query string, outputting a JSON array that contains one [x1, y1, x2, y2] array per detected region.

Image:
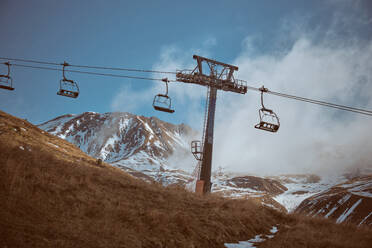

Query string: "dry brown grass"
[[0, 111, 280, 247], [259, 214, 372, 248], [0, 110, 371, 248]]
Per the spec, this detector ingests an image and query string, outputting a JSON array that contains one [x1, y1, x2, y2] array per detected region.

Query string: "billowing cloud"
[[110, 83, 153, 113], [214, 37, 372, 176]]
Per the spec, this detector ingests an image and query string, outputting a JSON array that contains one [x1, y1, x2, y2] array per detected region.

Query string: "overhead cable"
[[2, 58, 372, 117], [0, 56, 177, 74], [10, 63, 176, 82], [246, 85, 372, 116]]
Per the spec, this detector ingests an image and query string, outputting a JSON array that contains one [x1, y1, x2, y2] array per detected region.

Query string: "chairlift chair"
[[152, 78, 175, 113], [254, 86, 280, 133], [191, 140, 202, 161], [0, 62, 14, 91], [57, 62, 79, 98]]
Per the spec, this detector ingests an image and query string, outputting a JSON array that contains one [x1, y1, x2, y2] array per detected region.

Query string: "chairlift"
[[254, 86, 280, 133], [191, 140, 202, 161], [152, 78, 175, 113], [0, 62, 14, 91], [57, 62, 79, 98]]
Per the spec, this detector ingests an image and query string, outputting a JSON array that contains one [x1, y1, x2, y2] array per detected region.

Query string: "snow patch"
[[273, 175, 345, 212], [359, 212, 372, 226], [325, 206, 338, 218], [336, 199, 363, 223], [225, 226, 278, 248], [338, 194, 351, 205], [47, 142, 59, 148], [270, 226, 278, 234]]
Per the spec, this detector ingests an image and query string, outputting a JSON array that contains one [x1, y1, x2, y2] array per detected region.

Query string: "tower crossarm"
[[175, 55, 247, 94]]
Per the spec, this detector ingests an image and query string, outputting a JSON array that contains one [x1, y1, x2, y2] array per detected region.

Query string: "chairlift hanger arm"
[[5, 62, 10, 77], [259, 86, 271, 111], [61, 61, 70, 81], [161, 77, 169, 96]]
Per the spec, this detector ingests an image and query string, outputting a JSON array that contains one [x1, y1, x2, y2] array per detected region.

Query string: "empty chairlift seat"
[[152, 78, 175, 113], [191, 140, 202, 160], [57, 62, 79, 98], [153, 94, 174, 113], [57, 79, 79, 98], [0, 62, 14, 91], [254, 108, 280, 132], [254, 86, 280, 133]]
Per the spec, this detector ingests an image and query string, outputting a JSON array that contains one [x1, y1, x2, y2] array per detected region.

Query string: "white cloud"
[[213, 37, 372, 176], [202, 37, 217, 48], [110, 83, 153, 113]]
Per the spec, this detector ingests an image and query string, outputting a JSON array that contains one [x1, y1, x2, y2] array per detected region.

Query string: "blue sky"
[[1, 0, 372, 174], [1, 0, 368, 124]]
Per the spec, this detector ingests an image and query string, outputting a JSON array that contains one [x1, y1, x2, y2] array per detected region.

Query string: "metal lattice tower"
[[176, 55, 247, 194]]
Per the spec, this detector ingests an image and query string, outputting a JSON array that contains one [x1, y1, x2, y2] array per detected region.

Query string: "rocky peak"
[[38, 112, 196, 165]]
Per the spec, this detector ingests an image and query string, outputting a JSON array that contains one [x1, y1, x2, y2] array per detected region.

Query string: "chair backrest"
[[153, 94, 174, 113], [0, 75, 14, 91]]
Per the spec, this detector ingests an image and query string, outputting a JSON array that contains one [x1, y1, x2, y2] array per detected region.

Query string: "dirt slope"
[[0, 110, 371, 248]]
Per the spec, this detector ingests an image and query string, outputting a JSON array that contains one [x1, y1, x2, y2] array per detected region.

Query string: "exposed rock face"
[[295, 175, 372, 226]]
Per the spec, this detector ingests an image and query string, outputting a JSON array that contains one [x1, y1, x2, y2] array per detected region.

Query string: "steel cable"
[[0, 56, 177, 74], [2, 58, 372, 117]]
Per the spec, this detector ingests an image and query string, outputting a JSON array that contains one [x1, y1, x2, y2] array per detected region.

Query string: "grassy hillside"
[[0, 110, 371, 248]]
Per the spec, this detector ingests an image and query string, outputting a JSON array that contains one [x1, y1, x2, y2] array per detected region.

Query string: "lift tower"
[[176, 55, 247, 194]]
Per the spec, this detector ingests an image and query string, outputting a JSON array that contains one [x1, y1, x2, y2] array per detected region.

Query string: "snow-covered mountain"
[[38, 112, 197, 185], [270, 174, 347, 212], [295, 175, 372, 226], [39, 112, 371, 224], [211, 173, 347, 213], [37, 113, 346, 202]]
